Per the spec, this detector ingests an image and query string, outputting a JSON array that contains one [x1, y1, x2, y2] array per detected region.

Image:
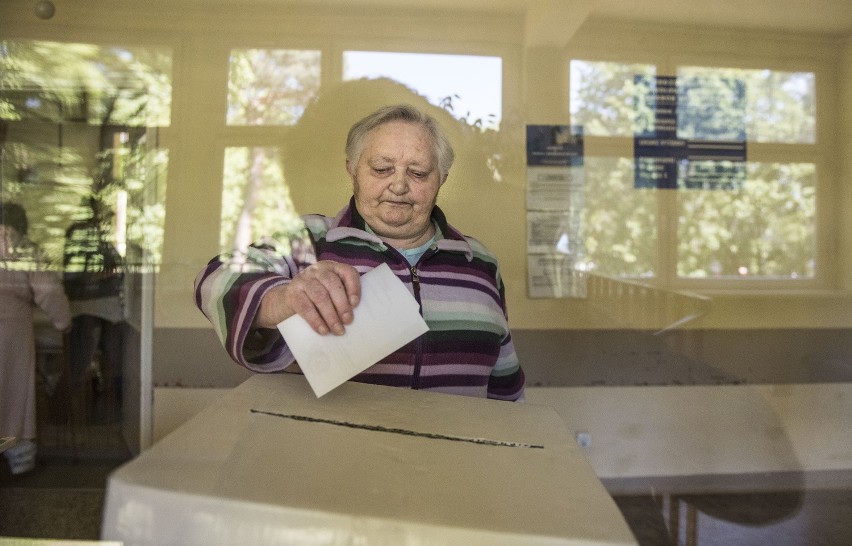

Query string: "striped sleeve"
[[467, 237, 525, 402], [487, 332, 525, 401], [193, 246, 297, 372]]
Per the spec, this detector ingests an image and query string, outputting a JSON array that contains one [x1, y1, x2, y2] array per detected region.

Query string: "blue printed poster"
[[633, 75, 748, 190]]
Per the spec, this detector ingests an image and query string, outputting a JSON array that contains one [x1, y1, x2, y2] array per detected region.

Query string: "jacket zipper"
[[410, 264, 423, 389]]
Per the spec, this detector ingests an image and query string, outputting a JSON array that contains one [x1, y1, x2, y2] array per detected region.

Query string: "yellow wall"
[[2, 0, 851, 333], [842, 40, 852, 292]]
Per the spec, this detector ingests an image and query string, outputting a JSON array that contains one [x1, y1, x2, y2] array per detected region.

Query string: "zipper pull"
[[410, 265, 421, 294]]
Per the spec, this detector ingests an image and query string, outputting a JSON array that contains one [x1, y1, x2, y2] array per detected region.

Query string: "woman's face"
[[349, 120, 444, 248]]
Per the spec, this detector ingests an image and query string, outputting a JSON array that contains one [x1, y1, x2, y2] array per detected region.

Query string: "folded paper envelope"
[[278, 262, 429, 397]]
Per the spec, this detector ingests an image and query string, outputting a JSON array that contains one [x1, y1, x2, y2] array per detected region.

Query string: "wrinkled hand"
[[255, 260, 361, 335]]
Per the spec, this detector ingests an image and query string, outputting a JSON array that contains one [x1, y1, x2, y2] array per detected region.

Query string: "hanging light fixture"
[[34, 0, 56, 20]]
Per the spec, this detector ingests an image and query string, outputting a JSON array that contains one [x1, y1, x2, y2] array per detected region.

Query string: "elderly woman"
[[1, 202, 71, 475], [195, 104, 524, 401]]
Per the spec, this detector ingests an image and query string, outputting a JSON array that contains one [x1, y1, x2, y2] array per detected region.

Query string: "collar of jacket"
[[323, 196, 474, 262]]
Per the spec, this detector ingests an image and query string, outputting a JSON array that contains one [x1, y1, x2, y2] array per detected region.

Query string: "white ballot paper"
[[277, 263, 429, 397]]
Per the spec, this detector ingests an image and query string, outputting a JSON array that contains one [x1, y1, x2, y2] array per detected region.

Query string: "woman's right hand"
[[254, 260, 361, 336]]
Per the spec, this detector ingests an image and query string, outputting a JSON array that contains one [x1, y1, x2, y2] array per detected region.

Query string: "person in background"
[[0, 202, 71, 475], [63, 197, 125, 422], [195, 104, 524, 401]]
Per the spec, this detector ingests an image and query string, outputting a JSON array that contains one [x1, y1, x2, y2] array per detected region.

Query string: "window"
[[220, 147, 302, 255], [227, 49, 321, 126], [343, 51, 502, 129], [221, 48, 505, 254], [570, 59, 819, 285], [221, 48, 321, 253], [583, 156, 658, 278], [570, 60, 656, 137]]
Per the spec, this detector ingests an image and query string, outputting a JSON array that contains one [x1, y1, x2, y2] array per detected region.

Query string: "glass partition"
[[1, 39, 170, 459]]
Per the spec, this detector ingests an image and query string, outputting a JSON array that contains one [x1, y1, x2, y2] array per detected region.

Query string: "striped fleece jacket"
[[194, 198, 525, 401]]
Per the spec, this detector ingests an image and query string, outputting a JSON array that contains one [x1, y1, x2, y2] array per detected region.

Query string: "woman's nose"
[[388, 172, 409, 194]]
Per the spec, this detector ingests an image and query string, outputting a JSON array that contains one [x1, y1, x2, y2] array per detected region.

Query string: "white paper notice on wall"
[[277, 263, 429, 398]]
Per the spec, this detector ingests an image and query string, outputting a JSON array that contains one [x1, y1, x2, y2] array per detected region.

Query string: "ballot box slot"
[[250, 408, 545, 449]]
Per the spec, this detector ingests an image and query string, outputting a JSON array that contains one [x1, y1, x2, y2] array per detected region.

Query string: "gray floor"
[[615, 489, 852, 546], [0, 457, 118, 540], [0, 374, 131, 541]]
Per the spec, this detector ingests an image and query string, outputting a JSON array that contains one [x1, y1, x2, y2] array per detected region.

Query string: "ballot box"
[[102, 374, 637, 545]]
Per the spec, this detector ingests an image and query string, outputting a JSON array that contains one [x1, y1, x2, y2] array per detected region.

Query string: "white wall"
[[842, 36, 852, 291]]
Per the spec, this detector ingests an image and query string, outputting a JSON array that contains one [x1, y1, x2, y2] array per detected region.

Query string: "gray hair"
[[345, 104, 455, 181]]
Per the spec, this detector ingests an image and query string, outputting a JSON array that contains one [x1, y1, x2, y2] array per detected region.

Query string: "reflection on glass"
[[226, 49, 321, 126], [633, 73, 749, 190], [62, 197, 126, 413], [220, 147, 304, 256], [343, 51, 502, 129], [676, 74, 747, 141], [572, 60, 818, 282], [570, 60, 656, 137], [125, 148, 168, 269], [583, 156, 657, 278], [0, 38, 170, 458], [677, 162, 816, 279], [0, 40, 171, 127], [1, 40, 170, 268], [678, 66, 815, 144], [1, 201, 71, 475], [573, 61, 816, 144]]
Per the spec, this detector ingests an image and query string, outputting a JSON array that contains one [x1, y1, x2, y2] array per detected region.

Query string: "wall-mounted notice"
[[527, 254, 586, 299], [526, 166, 583, 211], [633, 75, 747, 190], [525, 125, 586, 299], [526, 125, 584, 167]]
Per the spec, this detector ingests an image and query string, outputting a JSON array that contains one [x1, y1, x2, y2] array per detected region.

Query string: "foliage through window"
[[570, 59, 818, 283], [227, 49, 321, 126], [220, 147, 303, 256]]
